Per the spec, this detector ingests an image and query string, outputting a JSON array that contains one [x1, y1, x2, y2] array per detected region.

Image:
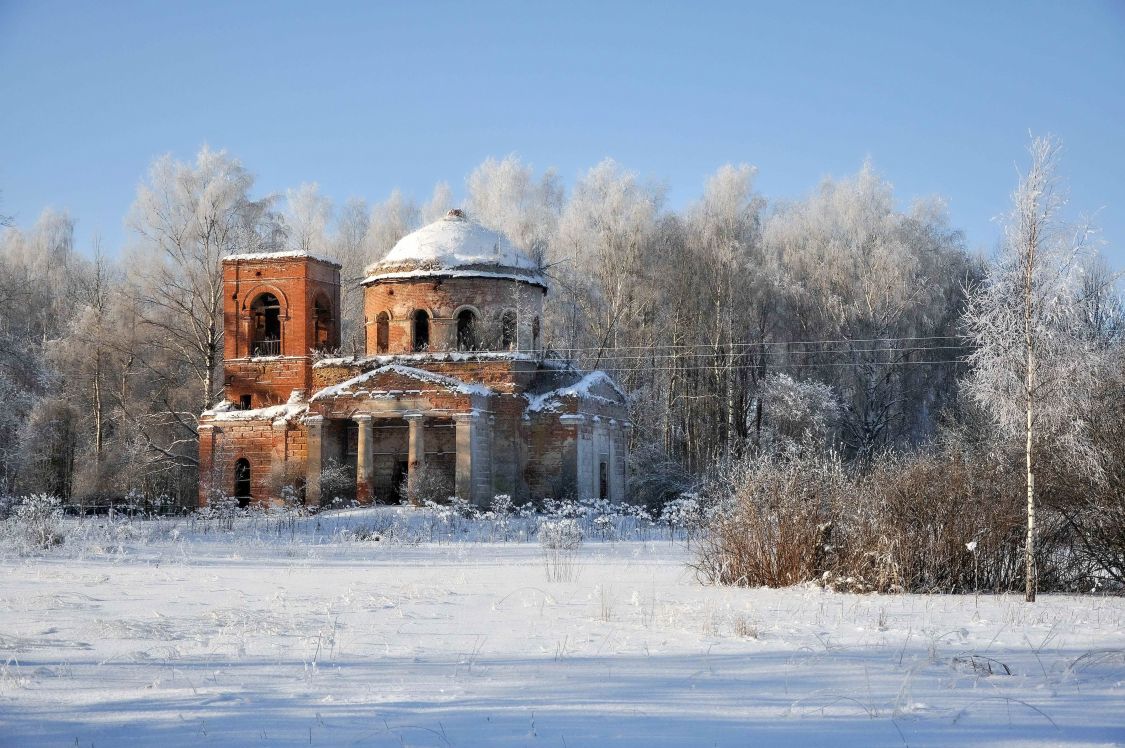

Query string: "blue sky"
[[1, 1, 1123, 267]]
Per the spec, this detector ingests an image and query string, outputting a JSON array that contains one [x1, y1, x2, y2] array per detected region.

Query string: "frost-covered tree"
[[553, 159, 664, 367], [125, 147, 278, 488], [127, 146, 276, 409], [467, 154, 563, 265], [763, 165, 971, 459], [283, 182, 332, 255], [756, 373, 840, 456], [333, 197, 371, 353], [963, 136, 1104, 602], [420, 182, 453, 223]]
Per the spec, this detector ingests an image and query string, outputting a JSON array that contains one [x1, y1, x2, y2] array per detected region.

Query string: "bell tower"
[[221, 252, 341, 408]]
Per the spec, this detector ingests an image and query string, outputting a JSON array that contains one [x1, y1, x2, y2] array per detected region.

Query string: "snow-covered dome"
[[363, 209, 546, 287]]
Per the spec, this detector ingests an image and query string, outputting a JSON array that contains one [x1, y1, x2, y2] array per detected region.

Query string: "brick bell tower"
[[221, 252, 342, 409]]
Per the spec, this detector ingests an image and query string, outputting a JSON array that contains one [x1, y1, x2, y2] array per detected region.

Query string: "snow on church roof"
[[224, 250, 342, 268], [525, 371, 627, 413], [364, 209, 546, 287], [310, 364, 493, 401]]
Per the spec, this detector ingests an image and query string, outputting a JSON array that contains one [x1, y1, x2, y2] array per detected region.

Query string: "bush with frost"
[[3, 494, 65, 553]]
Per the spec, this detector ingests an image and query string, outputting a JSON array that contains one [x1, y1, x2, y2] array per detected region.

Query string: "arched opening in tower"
[[412, 310, 430, 352], [501, 310, 517, 350], [313, 294, 334, 351], [376, 312, 390, 354], [457, 309, 479, 351], [250, 292, 282, 356]]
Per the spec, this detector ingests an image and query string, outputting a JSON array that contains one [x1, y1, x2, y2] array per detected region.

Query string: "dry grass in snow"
[[0, 506, 1123, 746]]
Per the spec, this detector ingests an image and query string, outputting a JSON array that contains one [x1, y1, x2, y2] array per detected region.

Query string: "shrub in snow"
[[319, 459, 356, 508], [489, 494, 515, 541], [539, 519, 582, 583], [694, 439, 1087, 594], [539, 519, 583, 550], [202, 491, 240, 531], [661, 494, 706, 541], [399, 464, 453, 507], [4, 494, 65, 552], [490, 494, 514, 517]]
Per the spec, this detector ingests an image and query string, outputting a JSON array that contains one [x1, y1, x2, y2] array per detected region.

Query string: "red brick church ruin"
[[198, 209, 629, 508]]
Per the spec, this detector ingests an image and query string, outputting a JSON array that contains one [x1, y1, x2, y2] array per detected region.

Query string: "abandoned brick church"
[[198, 209, 629, 508]]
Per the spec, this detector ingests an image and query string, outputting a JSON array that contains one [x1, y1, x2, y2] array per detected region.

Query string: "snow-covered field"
[[2, 507, 1124, 747]]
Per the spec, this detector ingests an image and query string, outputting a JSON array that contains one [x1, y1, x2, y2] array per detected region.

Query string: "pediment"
[[311, 364, 491, 401]]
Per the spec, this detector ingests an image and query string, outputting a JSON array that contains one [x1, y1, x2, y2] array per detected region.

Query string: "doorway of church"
[[391, 460, 408, 504]]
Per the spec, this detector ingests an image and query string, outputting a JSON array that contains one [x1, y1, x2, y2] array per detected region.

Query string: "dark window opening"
[[250, 292, 282, 356], [238, 394, 252, 410], [376, 312, 390, 354], [598, 460, 609, 500], [501, 310, 517, 350], [532, 316, 541, 349], [345, 422, 358, 457], [456, 309, 479, 351], [234, 458, 251, 508], [412, 310, 430, 352], [313, 294, 334, 352]]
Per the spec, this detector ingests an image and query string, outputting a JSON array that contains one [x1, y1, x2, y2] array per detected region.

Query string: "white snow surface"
[[224, 250, 342, 267], [365, 212, 545, 285], [203, 398, 308, 424], [310, 364, 493, 400], [526, 371, 627, 412], [2, 507, 1124, 747], [361, 268, 548, 287], [314, 351, 542, 368]]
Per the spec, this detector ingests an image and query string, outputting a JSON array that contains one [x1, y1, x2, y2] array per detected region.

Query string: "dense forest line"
[[0, 146, 1118, 511]]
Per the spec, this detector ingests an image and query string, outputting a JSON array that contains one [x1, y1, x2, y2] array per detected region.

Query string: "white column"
[[453, 411, 475, 503], [354, 414, 373, 503], [403, 412, 425, 505], [304, 415, 324, 507], [559, 414, 589, 499]]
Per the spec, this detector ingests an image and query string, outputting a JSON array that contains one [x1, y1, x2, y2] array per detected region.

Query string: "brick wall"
[[197, 417, 309, 507], [222, 255, 341, 407], [363, 276, 545, 356]]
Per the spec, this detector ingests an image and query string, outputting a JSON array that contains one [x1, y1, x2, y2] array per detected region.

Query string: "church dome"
[[364, 209, 546, 288]]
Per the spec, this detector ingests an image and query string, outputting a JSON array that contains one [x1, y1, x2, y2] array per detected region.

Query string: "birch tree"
[[126, 147, 276, 474], [467, 154, 563, 265], [283, 182, 332, 255], [963, 136, 1103, 602]]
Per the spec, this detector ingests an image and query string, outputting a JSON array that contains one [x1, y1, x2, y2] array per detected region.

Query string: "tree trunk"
[[93, 350, 103, 462], [1024, 229, 1037, 603]]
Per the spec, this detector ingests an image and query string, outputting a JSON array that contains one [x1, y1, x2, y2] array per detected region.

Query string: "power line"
[[534, 334, 971, 354], [539, 344, 968, 362]]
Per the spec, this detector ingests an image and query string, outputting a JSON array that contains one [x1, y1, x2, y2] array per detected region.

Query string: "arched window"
[[412, 310, 430, 352], [456, 309, 479, 351], [500, 310, 517, 350], [234, 458, 251, 508], [313, 294, 334, 352], [376, 312, 390, 354], [250, 293, 282, 356]]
